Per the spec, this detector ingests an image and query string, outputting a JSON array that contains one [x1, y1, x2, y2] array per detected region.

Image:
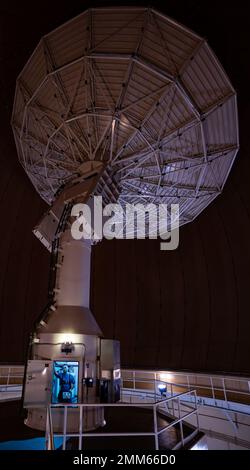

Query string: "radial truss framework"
[[12, 7, 239, 227]]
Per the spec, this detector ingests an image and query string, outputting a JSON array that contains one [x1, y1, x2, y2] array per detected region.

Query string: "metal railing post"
[[79, 405, 83, 450], [45, 406, 55, 450], [45, 406, 50, 450], [153, 404, 159, 450], [222, 378, 229, 408], [180, 420, 184, 447], [210, 376, 215, 401], [177, 396, 184, 447], [194, 391, 200, 431], [170, 395, 174, 415], [49, 406, 55, 450], [177, 396, 181, 419], [63, 405, 68, 450], [6, 367, 10, 391], [121, 377, 123, 401]]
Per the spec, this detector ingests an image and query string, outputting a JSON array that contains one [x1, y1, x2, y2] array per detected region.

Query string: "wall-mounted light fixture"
[[61, 341, 73, 354]]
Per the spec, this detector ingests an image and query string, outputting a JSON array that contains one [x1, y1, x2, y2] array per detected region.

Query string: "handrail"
[[123, 368, 250, 385], [1, 364, 249, 385], [1, 365, 249, 410], [121, 371, 250, 404], [47, 388, 199, 450], [45, 406, 55, 450], [50, 389, 196, 408], [122, 376, 250, 398]]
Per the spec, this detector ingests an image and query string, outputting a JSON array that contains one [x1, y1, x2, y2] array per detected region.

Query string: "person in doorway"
[[54, 364, 75, 403]]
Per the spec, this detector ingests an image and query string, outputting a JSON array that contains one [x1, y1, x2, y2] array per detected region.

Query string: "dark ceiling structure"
[[0, 0, 249, 374]]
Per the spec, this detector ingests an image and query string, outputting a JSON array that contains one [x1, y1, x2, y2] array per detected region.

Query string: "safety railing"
[[46, 388, 199, 451], [121, 369, 250, 411], [1, 364, 249, 413], [0, 365, 24, 392]]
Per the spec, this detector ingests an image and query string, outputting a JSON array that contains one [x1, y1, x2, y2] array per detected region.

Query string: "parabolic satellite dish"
[[12, 7, 239, 228]]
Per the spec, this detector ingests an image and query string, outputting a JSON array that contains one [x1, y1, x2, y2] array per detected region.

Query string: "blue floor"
[[0, 437, 63, 450]]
